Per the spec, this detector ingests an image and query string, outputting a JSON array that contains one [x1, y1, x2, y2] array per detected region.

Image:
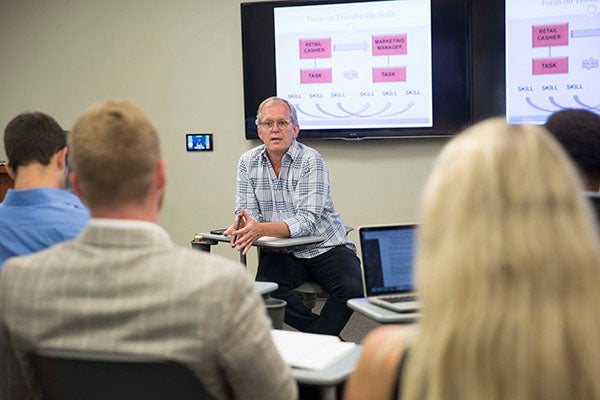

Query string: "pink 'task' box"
[[300, 69, 333, 84], [373, 67, 406, 82], [532, 23, 568, 47], [372, 34, 407, 56], [299, 38, 332, 59], [532, 57, 569, 75]]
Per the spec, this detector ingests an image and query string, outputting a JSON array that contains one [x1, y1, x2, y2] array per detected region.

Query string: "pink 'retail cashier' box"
[[532, 23, 569, 47], [299, 38, 332, 59]]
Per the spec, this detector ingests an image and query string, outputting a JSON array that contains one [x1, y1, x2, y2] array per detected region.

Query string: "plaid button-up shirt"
[[235, 140, 355, 258]]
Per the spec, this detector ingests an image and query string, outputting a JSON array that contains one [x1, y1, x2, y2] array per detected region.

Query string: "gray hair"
[[255, 97, 299, 127]]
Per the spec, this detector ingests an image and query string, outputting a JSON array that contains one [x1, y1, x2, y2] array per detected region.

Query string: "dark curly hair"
[[545, 109, 600, 190]]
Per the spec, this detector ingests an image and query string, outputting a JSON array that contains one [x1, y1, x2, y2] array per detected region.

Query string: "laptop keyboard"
[[379, 294, 418, 303]]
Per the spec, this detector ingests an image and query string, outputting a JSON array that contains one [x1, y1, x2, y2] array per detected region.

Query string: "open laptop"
[[358, 224, 420, 313]]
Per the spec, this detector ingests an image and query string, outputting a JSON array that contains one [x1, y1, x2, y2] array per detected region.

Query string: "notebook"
[[358, 224, 420, 313]]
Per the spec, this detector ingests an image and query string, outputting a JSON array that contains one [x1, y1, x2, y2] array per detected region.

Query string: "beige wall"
[[0, 0, 447, 270]]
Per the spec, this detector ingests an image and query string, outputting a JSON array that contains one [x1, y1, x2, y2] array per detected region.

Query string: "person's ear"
[[5, 162, 16, 180], [56, 147, 68, 171], [156, 159, 167, 191], [70, 173, 83, 198], [257, 126, 265, 143]]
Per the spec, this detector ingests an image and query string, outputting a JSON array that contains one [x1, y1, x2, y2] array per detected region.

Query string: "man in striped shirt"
[[225, 97, 363, 336]]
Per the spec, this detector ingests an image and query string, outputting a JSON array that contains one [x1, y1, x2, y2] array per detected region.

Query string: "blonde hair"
[[402, 118, 600, 400], [69, 100, 161, 208]]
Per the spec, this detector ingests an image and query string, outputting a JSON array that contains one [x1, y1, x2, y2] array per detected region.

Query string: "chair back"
[[31, 349, 214, 400]]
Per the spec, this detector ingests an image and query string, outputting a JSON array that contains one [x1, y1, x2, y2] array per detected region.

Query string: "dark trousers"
[[256, 246, 363, 336]]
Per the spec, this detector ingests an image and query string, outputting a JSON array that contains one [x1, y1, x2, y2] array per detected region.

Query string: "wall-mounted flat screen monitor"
[[241, 0, 471, 140], [505, 0, 600, 124]]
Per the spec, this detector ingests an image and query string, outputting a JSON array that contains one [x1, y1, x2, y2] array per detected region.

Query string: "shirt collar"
[[2, 188, 78, 206], [88, 218, 172, 242], [259, 140, 301, 163]]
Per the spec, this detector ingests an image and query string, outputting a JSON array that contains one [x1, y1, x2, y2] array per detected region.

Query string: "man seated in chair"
[[0, 100, 297, 400], [225, 97, 363, 336], [0, 111, 90, 269]]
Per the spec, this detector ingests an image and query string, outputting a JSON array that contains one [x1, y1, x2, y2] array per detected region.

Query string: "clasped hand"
[[224, 209, 262, 255]]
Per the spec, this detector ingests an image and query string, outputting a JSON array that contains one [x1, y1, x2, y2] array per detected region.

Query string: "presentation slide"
[[506, 0, 600, 124], [273, 0, 432, 130], [362, 229, 414, 290], [378, 231, 414, 289]]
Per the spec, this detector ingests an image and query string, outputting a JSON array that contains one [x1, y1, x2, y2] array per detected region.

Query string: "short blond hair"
[[69, 100, 161, 208], [403, 118, 600, 400]]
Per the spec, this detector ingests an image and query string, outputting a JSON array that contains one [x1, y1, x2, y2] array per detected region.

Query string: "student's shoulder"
[[240, 144, 266, 160], [344, 325, 410, 400], [4, 239, 72, 265], [0, 240, 73, 286]]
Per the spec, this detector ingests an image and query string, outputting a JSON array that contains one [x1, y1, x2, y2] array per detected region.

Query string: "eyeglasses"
[[258, 119, 291, 130]]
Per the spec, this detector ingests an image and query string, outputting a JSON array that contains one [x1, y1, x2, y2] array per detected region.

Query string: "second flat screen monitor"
[[505, 0, 600, 124]]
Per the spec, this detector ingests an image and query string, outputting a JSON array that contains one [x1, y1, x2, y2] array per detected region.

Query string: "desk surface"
[[291, 345, 362, 386], [254, 281, 278, 296], [199, 233, 325, 249], [347, 298, 420, 324]]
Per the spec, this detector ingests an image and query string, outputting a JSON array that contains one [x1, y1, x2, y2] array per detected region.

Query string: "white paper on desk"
[[271, 330, 357, 370]]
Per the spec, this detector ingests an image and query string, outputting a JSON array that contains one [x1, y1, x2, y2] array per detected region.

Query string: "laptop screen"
[[359, 224, 417, 296]]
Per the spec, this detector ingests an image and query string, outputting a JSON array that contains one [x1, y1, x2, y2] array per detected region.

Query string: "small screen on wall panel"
[[505, 0, 600, 124]]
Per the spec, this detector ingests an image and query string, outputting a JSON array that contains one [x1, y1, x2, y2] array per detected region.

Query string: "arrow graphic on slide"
[[316, 104, 348, 118], [548, 96, 567, 109], [571, 28, 600, 38], [338, 102, 393, 117], [525, 96, 600, 112], [525, 97, 558, 112], [574, 95, 600, 110], [333, 41, 369, 52], [337, 103, 371, 116], [379, 101, 415, 117], [295, 102, 415, 118], [294, 105, 325, 119]]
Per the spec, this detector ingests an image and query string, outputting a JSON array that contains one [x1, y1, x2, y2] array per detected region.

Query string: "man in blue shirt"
[[225, 97, 363, 336], [0, 111, 90, 269]]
